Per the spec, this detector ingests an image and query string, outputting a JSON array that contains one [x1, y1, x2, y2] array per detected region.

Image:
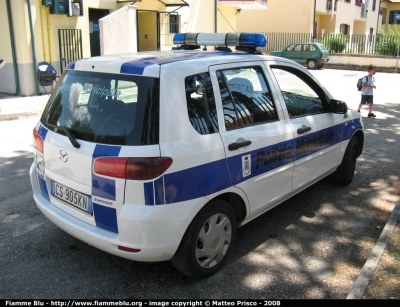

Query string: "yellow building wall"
[[0, 0, 181, 95], [318, 15, 336, 36], [178, 0, 217, 33], [236, 0, 313, 33], [381, 2, 400, 33], [218, 5, 238, 33]]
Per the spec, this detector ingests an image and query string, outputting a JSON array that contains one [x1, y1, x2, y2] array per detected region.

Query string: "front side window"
[[287, 44, 301, 52], [271, 67, 326, 118], [217, 66, 278, 130], [41, 70, 160, 145], [185, 72, 219, 134]]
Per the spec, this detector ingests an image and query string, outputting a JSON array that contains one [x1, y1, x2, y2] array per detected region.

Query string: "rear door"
[[209, 62, 294, 219], [301, 43, 316, 64]]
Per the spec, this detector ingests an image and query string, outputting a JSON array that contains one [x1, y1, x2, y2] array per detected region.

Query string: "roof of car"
[[66, 50, 283, 77]]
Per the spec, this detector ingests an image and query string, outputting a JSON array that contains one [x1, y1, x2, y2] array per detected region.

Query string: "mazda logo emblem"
[[59, 150, 68, 163]]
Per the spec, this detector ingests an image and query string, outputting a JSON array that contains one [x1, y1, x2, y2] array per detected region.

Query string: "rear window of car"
[[318, 44, 328, 52], [41, 70, 160, 146]]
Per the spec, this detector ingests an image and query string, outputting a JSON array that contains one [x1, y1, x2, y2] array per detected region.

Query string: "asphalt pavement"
[[0, 68, 399, 299]]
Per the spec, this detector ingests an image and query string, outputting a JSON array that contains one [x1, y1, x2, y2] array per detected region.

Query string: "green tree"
[[321, 33, 348, 53], [375, 25, 400, 56]]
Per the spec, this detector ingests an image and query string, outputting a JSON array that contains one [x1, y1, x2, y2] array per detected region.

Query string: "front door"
[[137, 11, 158, 51], [281, 44, 303, 64], [268, 64, 343, 192]]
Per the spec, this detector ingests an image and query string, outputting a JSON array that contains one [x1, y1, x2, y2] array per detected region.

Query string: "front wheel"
[[307, 59, 317, 69], [333, 137, 358, 185], [171, 199, 237, 278]]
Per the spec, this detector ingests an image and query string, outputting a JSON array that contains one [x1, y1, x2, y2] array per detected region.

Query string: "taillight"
[[320, 53, 323, 59], [33, 128, 44, 153], [94, 157, 173, 180]]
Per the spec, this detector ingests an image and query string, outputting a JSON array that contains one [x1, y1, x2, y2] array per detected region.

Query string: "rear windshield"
[[318, 44, 328, 52], [41, 70, 160, 146]]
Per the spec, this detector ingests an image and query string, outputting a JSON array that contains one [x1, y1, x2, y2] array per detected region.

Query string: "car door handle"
[[228, 140, 252, 151], [297, 125, 311, 134]]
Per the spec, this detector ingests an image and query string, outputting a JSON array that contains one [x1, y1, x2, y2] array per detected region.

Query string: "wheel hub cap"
[[211, 234, 220, 249]]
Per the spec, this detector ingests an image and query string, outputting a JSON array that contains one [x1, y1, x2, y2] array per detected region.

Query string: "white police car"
[[30, 33, 364, 278]]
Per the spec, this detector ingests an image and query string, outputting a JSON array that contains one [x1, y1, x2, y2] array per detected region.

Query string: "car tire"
[[171, 199, 237, 278], [317, 63, 324, 69], [307, 59, 317, 69], [333, 137, 357, 185]]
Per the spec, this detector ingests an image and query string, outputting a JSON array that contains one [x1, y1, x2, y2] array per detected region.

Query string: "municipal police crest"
[[242, 154, 251, 177]]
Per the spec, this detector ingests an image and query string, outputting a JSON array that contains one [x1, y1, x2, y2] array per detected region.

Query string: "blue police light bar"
[[173, 33, 267, 48]]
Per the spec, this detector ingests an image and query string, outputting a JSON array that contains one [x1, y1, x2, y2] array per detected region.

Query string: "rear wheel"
[[317, 63, 324, 69], [171, 199, 237, 278], [333, 137, 357, 185], [307, 59, 317, 69]]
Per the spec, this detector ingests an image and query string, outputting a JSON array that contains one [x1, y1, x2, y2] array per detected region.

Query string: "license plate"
[[51, 181, 93, 214]]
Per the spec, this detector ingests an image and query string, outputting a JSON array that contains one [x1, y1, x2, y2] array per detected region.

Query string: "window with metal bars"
[[169, 14, 180, 34]]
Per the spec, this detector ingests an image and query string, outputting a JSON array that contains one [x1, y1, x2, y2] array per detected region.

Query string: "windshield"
[[41, 70, 160, 146]]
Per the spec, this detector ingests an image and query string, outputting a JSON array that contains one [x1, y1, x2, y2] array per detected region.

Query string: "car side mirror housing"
[[330, 99, 348, 114]]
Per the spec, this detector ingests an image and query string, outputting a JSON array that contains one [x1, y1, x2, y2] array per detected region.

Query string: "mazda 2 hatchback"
[[30, 33, 363, 278]]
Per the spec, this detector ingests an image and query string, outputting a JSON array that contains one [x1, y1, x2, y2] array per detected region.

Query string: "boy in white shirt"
[[357, 64, 377, 118]]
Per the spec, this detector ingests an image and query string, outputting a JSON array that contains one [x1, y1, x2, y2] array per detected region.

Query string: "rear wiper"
[[47, 124, 81, 149]]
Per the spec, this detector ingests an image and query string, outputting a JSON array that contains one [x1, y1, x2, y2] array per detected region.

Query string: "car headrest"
[[228, 78, 253, 96]]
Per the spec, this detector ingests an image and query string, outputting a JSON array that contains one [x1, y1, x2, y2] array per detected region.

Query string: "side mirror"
[[330, 99, 348, 114]]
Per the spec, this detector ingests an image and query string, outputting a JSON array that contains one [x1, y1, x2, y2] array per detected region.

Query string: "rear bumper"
[[29, 163, 201, 262], [318, 58, 329, 64]]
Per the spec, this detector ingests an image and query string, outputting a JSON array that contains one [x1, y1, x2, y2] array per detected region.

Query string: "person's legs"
[[367, 96, 376, 118], [358, 95, 368, 112]]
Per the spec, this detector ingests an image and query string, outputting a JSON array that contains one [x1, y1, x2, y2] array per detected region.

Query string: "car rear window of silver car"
[[41, 70, 160, 146]]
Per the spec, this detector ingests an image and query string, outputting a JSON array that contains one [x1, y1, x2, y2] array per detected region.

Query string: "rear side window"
[[216, 66, 278, 130], [303, 44, 315, 52], [41, 70, 160, 146], [185, 72, 219, 134]]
